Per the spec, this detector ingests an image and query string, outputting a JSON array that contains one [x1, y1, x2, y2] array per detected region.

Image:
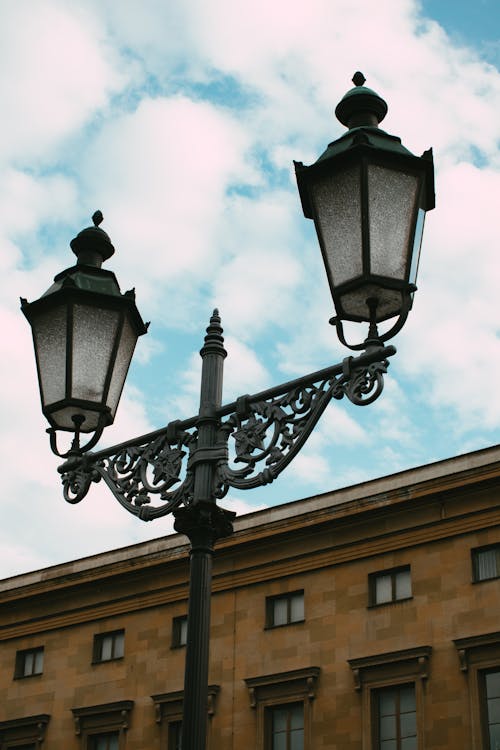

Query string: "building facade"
[[1, 445, 500, 749]]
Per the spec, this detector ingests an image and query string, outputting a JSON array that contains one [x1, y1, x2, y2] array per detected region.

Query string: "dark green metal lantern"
[[295, 72, 435, 348], [21, 212, 148, 449]]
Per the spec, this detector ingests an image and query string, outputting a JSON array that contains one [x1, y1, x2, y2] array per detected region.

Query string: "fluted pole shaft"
[[174, 310, 234, 750]]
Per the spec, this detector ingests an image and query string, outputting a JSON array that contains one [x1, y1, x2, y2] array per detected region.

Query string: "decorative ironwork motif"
[[60, 429, 197, 520], [218, 353, 389, 492], [58, 347, 391, 517]]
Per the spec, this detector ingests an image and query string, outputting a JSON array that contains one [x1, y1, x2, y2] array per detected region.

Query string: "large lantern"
[[295, 72, 434, 347], [21, 212, 148, 450]]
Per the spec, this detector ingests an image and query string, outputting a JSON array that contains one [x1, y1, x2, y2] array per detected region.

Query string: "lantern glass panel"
[[52, 405, 102, 432], [32, 305, 67, 408], [71, 304, 120, 403], [107, 315, 138, 418], [367, 164, 419, 281], [309, 165, 362, 286], [409, 208, 425, 285]]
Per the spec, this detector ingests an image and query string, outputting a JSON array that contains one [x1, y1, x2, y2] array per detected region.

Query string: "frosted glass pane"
[[380, 742, 397, 750], [50, 405, 100, 432], [339, 284, 403, 321], [396, 569, 412, 599], [401, 738, 417, 750], [23, 651, 34, 676], [72, 305, 119, 402], [310, 166, 362, 285], [107, 315, 138, 417], [401, 712, 417, 737], [273, 735, 286, 750], [273, 598, 288, 626], [400, 685, 416, 713], [489, 698, 500, 724], [33, 305, 67, 407], [409, 208, 425, 285], [114, 631, 124, 658], [368, 165, 419, 280], [489, 725, 500, 750], [375, 574, 392, 603], [290, 593, 304, 622]]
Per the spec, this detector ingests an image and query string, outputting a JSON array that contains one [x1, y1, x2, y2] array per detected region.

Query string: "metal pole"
[[174, 310, 234, 750]]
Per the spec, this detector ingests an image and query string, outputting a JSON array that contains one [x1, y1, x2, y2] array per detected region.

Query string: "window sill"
[[264, 619, 305, 630], [367, 596, 413, 609], [91, 656, 124, 665]]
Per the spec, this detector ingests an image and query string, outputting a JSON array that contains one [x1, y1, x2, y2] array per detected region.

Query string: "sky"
[[1, 0, 500, 579]]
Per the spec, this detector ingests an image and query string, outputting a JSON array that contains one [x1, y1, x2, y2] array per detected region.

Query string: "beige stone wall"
[[1, 449, 499, 748]]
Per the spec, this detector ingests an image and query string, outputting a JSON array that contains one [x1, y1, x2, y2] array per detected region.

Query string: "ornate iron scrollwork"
[[59, 428, 197, 521], [58, 345, 393, 517]]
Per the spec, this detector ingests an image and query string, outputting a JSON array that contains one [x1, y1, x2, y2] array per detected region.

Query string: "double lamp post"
[[22, 74, 434, 750]]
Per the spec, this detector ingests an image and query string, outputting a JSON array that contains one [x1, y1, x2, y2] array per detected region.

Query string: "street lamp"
[[22, 74, 434, 750]]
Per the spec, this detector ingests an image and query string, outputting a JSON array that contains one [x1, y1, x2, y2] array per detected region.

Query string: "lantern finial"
[[335, 73, 388, 129], [70, 211, 115, 268]]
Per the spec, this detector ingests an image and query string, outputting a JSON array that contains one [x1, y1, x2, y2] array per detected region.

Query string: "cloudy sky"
[[1, 0, 500, 579]]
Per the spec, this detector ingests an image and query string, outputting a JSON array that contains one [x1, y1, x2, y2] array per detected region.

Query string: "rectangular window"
[[172, 615, 188, 648], [168, 720, 183, 750], [473, 545, 500, 582], [266, 591, 304, 628], [374, 683, 417, 750], [369, 567, 412, 606], [267, 702, 304, 750], [483, 670, 500, 749], [88, 732, 119, 750], [92, 630, 124, 663], [14, 647, 44, 678]]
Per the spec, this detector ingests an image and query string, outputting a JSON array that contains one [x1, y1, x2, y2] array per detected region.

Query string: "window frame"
[[471, 544, 500, 583], [151, 685, 220, 749], [92, 629, 125, 664], [14, 646, 44, 679], [245, 666, 320, 750], [265, 590, 305, 629], [0, 714, 50, 749], [368, 566, 412, 607], [171, 615, 188, 648], [266, 700, 305, 750], [71, 700, 133, 750], [454, 631, 500, 749], [372, 682, 417, 749], [348, 646, 431, 750]]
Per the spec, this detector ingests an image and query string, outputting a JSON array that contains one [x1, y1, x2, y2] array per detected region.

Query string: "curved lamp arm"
[[57, 343, 395, 518]]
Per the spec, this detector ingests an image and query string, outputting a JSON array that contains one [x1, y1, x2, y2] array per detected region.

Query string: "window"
[[245, 667, 320, 750], [172, 615, 188, 648], [168, 721, 182, 750], [152, 685, 219, 749], [454, 633, 500, 749], [72, 700, 133, 750], [348, 646, 430, 750], [92, 630, 124, 663], [88, 733, 119, 750], [483, 670, 500, 749], [266, 591, 304, 627], [0, 714, 50, 748], [267, 702, 304, 750], [369, 567, 411, 606], [374, 683, 417, 750], [14, 646, 44, 678], [472, 544, 500, 582]]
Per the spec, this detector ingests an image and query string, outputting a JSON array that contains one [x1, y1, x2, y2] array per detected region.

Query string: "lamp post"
[[22, 74, 434, 750]]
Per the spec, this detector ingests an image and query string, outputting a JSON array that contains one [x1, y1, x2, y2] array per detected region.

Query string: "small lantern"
[[295, 72, 434, 346], [21, 212, 148, 442]]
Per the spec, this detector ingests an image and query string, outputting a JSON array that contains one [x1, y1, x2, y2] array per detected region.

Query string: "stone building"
[[1, 445, 499, 749]]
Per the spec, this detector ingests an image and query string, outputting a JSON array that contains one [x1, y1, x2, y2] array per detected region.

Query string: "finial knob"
[[92, 210, 104, 227], [335, 72, 388, 129], [70, 211, 115, 267]]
